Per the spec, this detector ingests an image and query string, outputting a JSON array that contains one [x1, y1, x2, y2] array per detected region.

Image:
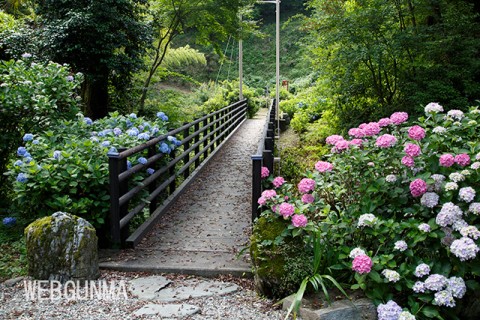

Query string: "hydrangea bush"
[[5, 111, 180, 229], [258, 103, 480, 318]]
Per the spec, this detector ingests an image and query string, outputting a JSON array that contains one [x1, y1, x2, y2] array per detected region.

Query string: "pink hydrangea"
[[278, 202, 295, 218], [410, 179, 428, 197], [291, 214, 308, 227], [390, 112, 409, 125], [440, 154, 455, 167], [408, 125, 426, 141], [352, 254, 373, 274], [298, 178, 316, 194], [455, 154, 471, 167], [349, 139, 364, 147], [334, 140, 349, 152], [375, 134, 397, 148], [257, 196, 267, 206], [378, 118, 392, 127], [273, 176, 286, 188], [302, 193, 315, 204], [348, 128, 365, 138], [261, 189, 277, 199], [325, 135, 345, 145], [402, 156, 415, 167], [315, 161, 334, 172], [261, 166, 270, 179], [363, 122, 381, 136], [404, 143, 421, 157]]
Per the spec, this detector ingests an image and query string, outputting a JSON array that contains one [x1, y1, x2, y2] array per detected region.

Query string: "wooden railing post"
[[194, 120, 200, 169], [251, 155, 263, 222], [183, 123, 190, 180], [148, 144, 157, 215], [203, 117, 209, 159], [169, 149, 176, 194], [209, 114, 215, 153], [108, 147, 127, 247], [215, 112, 220, 147]]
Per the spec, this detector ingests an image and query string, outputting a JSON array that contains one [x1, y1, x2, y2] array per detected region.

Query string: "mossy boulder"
[[25, 212, 99, 282], [250, 216, 310, 298]]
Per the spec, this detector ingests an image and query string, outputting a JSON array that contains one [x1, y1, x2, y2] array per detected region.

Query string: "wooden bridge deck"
[[100, 108, 269, 277]]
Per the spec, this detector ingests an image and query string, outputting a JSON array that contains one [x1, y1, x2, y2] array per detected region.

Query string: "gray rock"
[[129, 275, 172, 299], [154, 279, 239, 302], [25, 212, 99, 283], [133, 303, 200, 318], [3, 277, 25, 287], [283, 295, 377, 320]]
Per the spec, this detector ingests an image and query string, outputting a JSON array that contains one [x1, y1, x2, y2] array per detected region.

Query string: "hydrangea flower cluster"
[[357, 213, 377, 227], [2, 217, 17, 227], [382, 269, 401, 282], [420, 192, 439, 208], [349, 247, 366, 259], [394, 240, 408, 252], [409, 179, 427, 197], [272, 176, 285, 188], [315, 161, 334, 172], [352, 254, 373, 274], [377, 300, 402, 320], [261, 166, 270, 179], [375, 134, 397, 148], [450, 237, 479, 261], [291, 214, 308, 227], [297, 178, 315, 194], [414, 263, 430, 277]]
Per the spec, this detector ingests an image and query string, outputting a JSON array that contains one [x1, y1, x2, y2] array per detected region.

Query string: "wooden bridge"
[[100, 100, 276, 276]]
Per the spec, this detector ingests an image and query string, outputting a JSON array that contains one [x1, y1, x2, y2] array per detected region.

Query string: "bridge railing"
[[251, 99, 276, 222], [108, 99, 248, 248]]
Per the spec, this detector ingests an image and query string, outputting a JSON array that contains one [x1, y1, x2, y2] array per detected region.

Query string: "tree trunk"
[[82, 74, 109, 120]]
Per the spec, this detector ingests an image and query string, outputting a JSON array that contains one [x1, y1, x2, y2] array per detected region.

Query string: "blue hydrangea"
[[32, 139, 39, 145], [159, 142, 171, 154], [127, 160, 132, 170], [14, 160, 23, 167], [91, 137, 99, 143], [129, 113, 137, 119], [101, 141, 111, 147], [23, 151, 31, 158], [146, 168, 155, 175], [138, 157, 148, 165], [84, 117, 93, 125], [143, 122, 151, 130], [138, 132, 150, 140], [2, 217, 17, 227], [98, 131, 106, 137], [151, 127, 159, 135], [113, 128, 122, 136], [157, 112, 168, 121], [53, 150, 61, 160], [126, 119, 133, 128], [167, 136, 181, 147], [17, 147, 27, 156], [377, 300, 402, 320], [127, 128, 139, 137], [24, 157, 33, 163], [66, 75, 74, 81], [16, 173, 28, 183], [109, 147, 117, 153], [23, 133, 34, 141]]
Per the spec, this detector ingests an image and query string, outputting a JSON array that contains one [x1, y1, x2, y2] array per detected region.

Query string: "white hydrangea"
[[432, 126, 447, 134], [382, 269, 401, 283], [394, 240, 408, 252], [469, 202, 480, 215], [450, 237, 480, 261], [424, 274, 447, 291], [449, 172, 465, 182], [349, 247, 366, 259], [434, 290, 456, 307], [358, 214, 377, 227], [418, 223, 431, 232], [414, 263, 430, 278], [425, 102, 444, 114], [385, 174, 397, 183], [398, 311, 416, 320], [447, 109, 464, 120], [471, 162, 480, 170], [447, 277, 466, 299], [436, 202, 463, 227], [445, 182, 459, 191], [452, 219, 468, 231]]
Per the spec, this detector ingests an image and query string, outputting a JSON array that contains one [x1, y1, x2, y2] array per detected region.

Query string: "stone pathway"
[[100, 108, 269, 277]]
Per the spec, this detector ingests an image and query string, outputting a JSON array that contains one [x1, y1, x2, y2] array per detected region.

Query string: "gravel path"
[[0, 271, 288, 319]]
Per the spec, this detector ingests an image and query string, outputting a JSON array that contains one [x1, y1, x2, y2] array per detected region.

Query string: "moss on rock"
[[250, 216, 309, 298], [25, 212, 99, 282]]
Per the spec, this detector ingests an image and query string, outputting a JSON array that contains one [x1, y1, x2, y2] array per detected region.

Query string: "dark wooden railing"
[[251, 100, 276, 222], [108, 99, 248, 248]]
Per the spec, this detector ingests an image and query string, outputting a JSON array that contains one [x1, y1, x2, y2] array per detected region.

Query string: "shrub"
[[0, 57, 81, 205], [5, 111, 179, 230], [256, 103, 480, 318]]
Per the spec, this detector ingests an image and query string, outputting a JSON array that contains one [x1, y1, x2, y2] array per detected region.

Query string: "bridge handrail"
[[251, 99, 276, 222], [108, 99, 248, 247]]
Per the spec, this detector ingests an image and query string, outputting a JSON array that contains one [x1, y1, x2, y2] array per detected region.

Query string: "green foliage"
[[280, 145, 329, 182], [304, 0, 480, 128], [0, 57, 81, 205], [0, 238, 27, 281], [4, 111, 175, 231], [35, 0, 151, 118]]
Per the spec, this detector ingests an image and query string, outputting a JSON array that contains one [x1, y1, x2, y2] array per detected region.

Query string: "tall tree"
[[36, 0, 151, 119], [138, 0, 256, 112]]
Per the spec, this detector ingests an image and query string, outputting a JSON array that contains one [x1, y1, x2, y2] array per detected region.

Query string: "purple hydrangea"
[[113, 128, 122, 136], [424, 274, 447, 291], [53, 150, 62, 160], [377, 300, 402, 320], [127, 128, 139, 136], [412, 281, 425, 293], [394, 240, 408, 252], [414, 263, 430, 277], [84, 117, 93, 125], [434, 290, 455, 307], [435, 202, 463, 227], [459, 187, 476, 203], [157, 111, 168, 121], [101, 141, 110, 147], [418, 223, 431, 232], [420, 192, 439, 208], [450, 237, 479, 261], [447, 277, 466, 299], [146, 168, 155, 175]]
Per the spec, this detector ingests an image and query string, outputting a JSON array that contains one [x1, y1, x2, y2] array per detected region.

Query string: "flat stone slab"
[[129, 276, 172, 300], [133, 303, 200, 318], [155, 279, 239, 302], [283, 296, 377, 320], [128, 276, 240, 302]]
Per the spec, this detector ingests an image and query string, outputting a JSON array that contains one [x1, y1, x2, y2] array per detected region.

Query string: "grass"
[[0, 237, 27, 281]]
